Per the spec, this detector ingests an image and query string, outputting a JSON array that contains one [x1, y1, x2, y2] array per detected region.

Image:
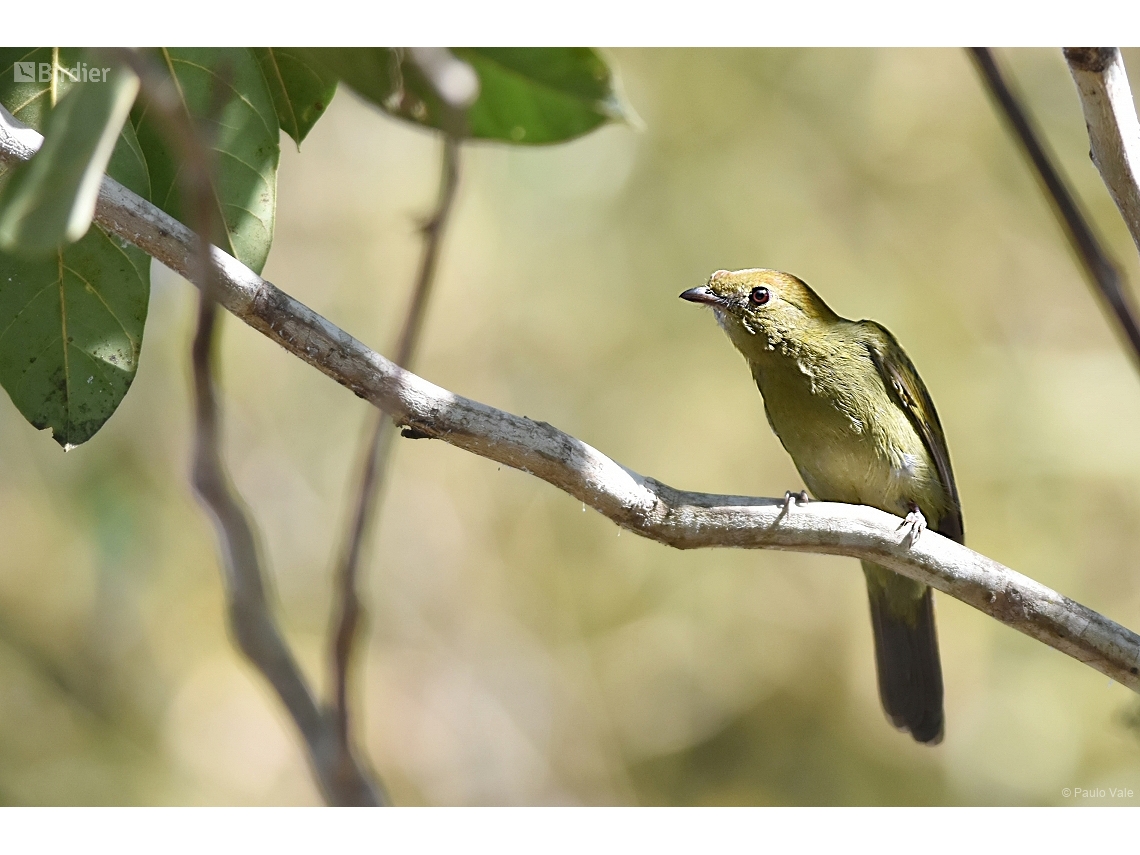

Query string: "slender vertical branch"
[[328, 46, 475, 776], [106, 49, 381, 806], [967, 47, 1140, 371], [330, 136, 460, 728], [1064, 48, 1140, 260]]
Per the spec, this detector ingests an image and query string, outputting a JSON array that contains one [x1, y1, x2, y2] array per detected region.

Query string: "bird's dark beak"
[[679, 285, 721, 305]]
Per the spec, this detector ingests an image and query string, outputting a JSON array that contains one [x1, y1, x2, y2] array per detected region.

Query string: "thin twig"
[[328, 48, 473, 775], [1064, 48, 1140, 260], [967, 47, 1140, 370], [329, 136, 459, 744], [4, 95, 1139, 699], [102, 50, 381, 806]]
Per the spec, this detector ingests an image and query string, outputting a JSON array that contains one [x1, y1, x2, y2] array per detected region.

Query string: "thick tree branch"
[[3, 103, 1139, 695], [968, 47, 1140, 370], [1064, 48, 1140, 261]]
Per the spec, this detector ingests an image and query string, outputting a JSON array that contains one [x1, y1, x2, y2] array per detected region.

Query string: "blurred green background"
[[2, 48, 1140, 805]]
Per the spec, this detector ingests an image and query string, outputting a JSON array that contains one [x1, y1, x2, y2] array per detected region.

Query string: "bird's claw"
[[899, 504, 927, 546], [782, 490, 810, 513]]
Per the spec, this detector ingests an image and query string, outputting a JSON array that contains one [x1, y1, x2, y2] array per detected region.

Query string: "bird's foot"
[[898, 502, 927, 546], [781, 490, 810, 513]]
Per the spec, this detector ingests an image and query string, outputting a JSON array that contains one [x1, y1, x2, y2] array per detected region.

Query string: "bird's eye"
[[749, 286, 770, 306]]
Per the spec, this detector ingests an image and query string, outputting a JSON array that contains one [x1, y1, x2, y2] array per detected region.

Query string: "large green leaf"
[[253, 48, 337, 146], [455, 48, 625, 143], [303, 48, 626, 145], [132, 48, 279, 274], [0, 64, 140, 254], [0, 48, 152, 447], [0, 227, 151, 448]]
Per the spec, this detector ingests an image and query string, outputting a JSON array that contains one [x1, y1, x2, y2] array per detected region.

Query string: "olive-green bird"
[[681, 268, 962, 744]]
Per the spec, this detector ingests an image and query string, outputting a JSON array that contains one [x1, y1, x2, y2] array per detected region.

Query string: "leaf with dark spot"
[[0, 48, 151, 447]]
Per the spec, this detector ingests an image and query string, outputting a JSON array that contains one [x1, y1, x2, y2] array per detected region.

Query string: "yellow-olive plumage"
[[681, 269, 962, 744]]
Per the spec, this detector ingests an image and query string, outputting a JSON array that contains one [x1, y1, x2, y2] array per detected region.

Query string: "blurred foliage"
[[302, 48, 627, 144], [2, 48, 1140, 805]]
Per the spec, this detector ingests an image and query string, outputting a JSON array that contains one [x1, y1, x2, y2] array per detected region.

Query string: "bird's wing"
[[862, 321, 964, 544]]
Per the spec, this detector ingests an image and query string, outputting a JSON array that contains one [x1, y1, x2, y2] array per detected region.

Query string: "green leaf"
[[303, 48, 627, 145], [0, 48, 65, 131], [253, 48, 337, 146], [132, 48, 279, 275], [0, 227, 150, 447], [292, 48, 397, 112], [455, 48, 626, 144], [0, 64, 139, 254], [0, 48, 152, 448]]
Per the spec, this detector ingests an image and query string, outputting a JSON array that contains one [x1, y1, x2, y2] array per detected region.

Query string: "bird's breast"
[[752, 349, 937, 517]]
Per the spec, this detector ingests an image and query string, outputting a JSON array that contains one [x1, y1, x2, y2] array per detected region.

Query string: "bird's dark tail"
[[862, 561, 944, 745]]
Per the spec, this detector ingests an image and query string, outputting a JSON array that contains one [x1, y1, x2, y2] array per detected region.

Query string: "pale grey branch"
[[3, 102, 1139, 694], [1065, 48, 1140, 260]]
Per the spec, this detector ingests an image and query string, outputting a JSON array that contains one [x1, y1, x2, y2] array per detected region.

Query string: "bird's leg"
[[898, 501, 927, 546]]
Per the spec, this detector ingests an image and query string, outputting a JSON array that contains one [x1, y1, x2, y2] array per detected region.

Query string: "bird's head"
[[680, 268, 838, 355]]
